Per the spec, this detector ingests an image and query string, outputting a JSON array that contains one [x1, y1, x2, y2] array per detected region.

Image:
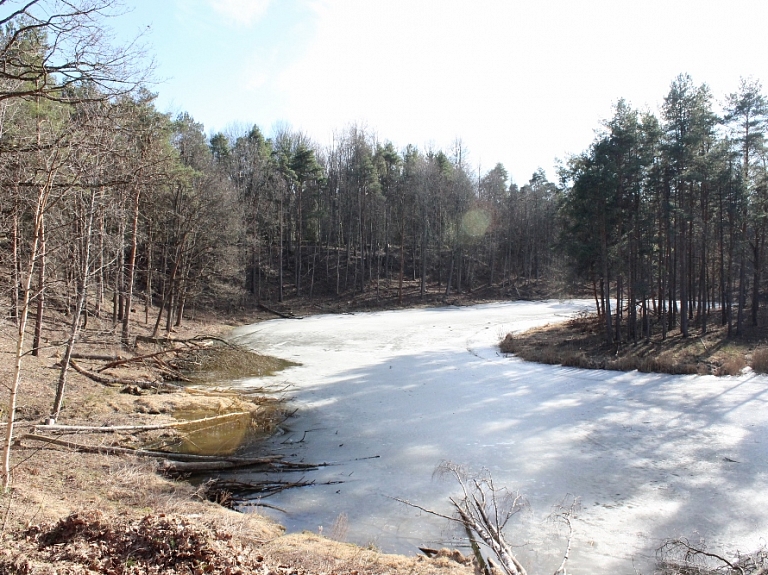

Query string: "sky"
[[110, 0, 768, 184]]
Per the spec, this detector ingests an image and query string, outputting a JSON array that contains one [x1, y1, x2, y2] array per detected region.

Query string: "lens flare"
[[461, 209, 490, 238]]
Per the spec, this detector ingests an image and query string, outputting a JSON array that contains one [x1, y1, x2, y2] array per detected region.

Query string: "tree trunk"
[[121, 185, 141, 346], [51, 189, 98, 421], [600, 213, 613, 345], [752, 231, 763, 326], [31, 217, 46, 356], [3, 177, 52, 490], [278, 194, 284, 302], [420, 204, 427, 299]]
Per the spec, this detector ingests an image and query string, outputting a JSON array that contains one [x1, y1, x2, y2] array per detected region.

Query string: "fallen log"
[[158, 459, 293, 473], [71, 353, 123, 361], [98, 347, 187, 371], [135, 335, 175, 345], [69, 359, 182, 392], [185, 458, 324, 472], [33, 411, 253, 434], [185, 335, 235, 347], [134, 334, 234, 346], [68, 359, 122, 387], [258, 303, 303, 320], [19, 434, 285, 464], [130, 379, 184, 392]]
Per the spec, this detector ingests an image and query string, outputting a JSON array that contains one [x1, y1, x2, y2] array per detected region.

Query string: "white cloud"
[[273, 1, 768, 181], [208, 0, 272, 26], [276, 0, 576, 176]]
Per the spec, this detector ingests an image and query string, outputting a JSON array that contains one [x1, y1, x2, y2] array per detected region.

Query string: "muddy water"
[[226, 301, 768, 575], [171, 409, 253, 456]]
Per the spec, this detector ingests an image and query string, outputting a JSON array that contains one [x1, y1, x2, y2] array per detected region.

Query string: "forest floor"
[[0, 285, 507, 575], [501, 310, 768, 377]]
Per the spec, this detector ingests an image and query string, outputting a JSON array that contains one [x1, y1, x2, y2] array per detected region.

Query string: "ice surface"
[[229, 300, 768, 574]]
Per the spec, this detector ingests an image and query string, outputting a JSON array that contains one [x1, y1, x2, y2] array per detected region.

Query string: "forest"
[[2, 1, 768, 367], [3, 3, 768, 572]]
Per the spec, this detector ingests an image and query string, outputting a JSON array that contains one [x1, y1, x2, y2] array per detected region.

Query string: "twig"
[[236, 501, 287, 513], [391, 496, 459, 523]]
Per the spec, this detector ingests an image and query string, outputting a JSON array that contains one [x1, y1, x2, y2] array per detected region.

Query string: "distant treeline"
[[2, 1, 767, 349]]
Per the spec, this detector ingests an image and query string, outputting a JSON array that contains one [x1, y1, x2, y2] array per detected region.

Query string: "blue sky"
[[111, 0, 768, 184]]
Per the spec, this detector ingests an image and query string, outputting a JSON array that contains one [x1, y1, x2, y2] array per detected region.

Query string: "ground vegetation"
[[500, 310, 768, 376]]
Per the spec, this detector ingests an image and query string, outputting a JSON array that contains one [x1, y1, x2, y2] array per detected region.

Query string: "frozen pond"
[[230, 300, 768, 574]]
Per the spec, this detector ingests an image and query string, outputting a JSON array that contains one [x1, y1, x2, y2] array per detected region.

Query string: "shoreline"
[[0, 303, 480, 574], [501, 311, 768, 376]]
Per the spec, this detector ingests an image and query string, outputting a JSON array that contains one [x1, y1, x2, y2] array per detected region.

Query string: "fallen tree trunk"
[[71, 353, 123, 361], [68, 359, 122, 387], [20, 434, 327, 475], [33, 411, 253, 434], [158, 459, 301, 473], [98, 346, 187, 371], [135, 334, 234, 346], [69, 359, 182, 392], [258, 303, 302, 320], [19, 434, 283, 464], [135, 335, 174, 345]]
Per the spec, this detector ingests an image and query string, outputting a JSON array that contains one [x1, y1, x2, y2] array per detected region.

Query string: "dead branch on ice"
[[396, 462, 577, 575], [396, 462, 578, 575], [657, 538, 768, 575], [439, 462, 530, 575], [549, 495, 579, 575]]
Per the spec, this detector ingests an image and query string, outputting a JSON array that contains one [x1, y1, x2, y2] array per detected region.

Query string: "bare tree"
[[0, 0, 149, 103], [1, 143, 59, 490], [0, 0, 148, 491]]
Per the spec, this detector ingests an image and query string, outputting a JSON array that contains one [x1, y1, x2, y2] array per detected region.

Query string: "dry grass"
[[177, 346, 298, 383], [752, 348, 768, 373], [717, 354, 748, 376], [501, 314, 768, 377], [261, 532, 475, 575]]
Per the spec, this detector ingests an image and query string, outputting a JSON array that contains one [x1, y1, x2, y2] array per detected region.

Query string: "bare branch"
[[658, 538, 748, 575], [390, 496, 460, 523], [550, 495, 579, 575]]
